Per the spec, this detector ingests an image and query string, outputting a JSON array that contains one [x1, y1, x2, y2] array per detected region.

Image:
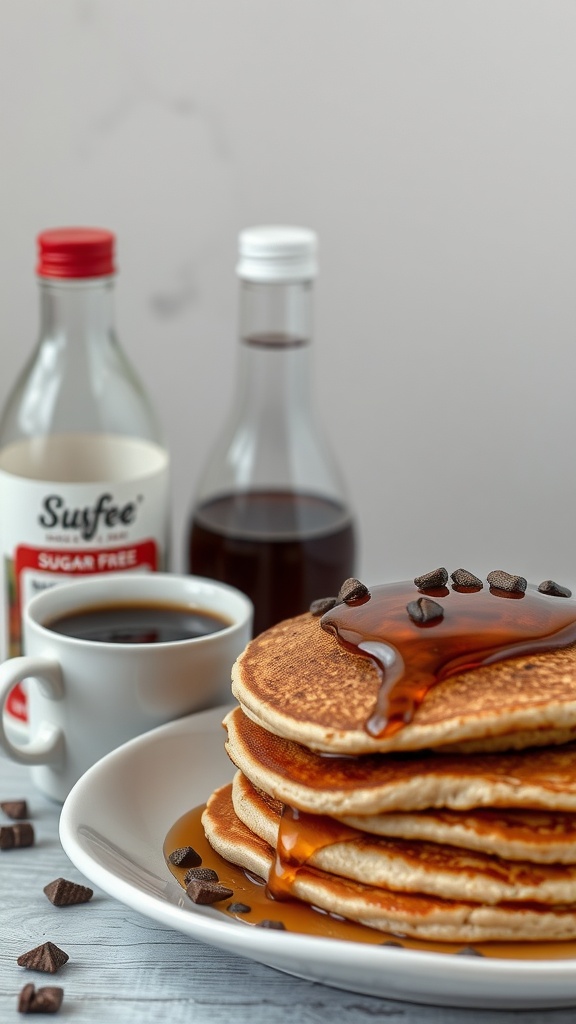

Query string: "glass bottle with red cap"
[[187, 225, 356, 636], [0, 227, 170, 726]]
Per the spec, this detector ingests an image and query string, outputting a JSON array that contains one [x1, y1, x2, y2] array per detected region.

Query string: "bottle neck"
[[38, 276, 115, 342], [235, 278, 315, 416], [238, 278, 313, 345], [193, 272, 350, 505], [0, 271, 163, 449]]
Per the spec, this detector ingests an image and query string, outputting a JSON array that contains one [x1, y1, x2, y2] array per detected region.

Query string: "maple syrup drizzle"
[[164, 803, 576, 960], [268, 805, 364, 900], [320, 581, 576, 737]]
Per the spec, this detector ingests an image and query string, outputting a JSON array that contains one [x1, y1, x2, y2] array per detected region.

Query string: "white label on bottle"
[[0, 434, 170, 724]]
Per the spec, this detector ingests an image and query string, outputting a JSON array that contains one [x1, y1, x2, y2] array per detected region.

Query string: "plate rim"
[[59, 705, 576, 1009]]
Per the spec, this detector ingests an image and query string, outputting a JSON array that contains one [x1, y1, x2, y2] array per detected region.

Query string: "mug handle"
[[0, 656, 65, 765]]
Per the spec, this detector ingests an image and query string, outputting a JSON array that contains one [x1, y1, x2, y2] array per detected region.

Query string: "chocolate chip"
[[18, 985, 64, 1014], [1, 800, 29, 820], [17, 942, 69, 974], [256, 919, 286, 929], [168, 846, 202, 868], [227, 902, 251, 913], [185, 879, 234, 904], [43, 878, 93, 906], [414, 568, 448, 589], [450, 568, 483, 589], [310, 596, 338, 616], [0, 826, 14, 850], [1, 823, 34, 850], [457, 946, 485, 957], [487, 570, 527, 594], [406, 597, 444, 624], [32, 987, 64, 1013], [13, 823, 34, 848], [184, 867, 219, 885], [538, 580, 572, 598], [17, 983, 36, 1013], [338, 578, 370, 603]]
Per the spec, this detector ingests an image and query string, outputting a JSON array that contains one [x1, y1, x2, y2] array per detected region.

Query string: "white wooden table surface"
[[1, 751, 575, 1024]]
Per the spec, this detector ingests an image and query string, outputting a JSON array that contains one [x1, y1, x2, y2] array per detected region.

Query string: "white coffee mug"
[[0, 573, 252, 801]]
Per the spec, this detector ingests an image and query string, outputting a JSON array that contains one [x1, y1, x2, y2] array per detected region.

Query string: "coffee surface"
[[47, 601, 229, 644]]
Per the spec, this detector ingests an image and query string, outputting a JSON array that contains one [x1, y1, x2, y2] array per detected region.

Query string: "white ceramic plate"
[[60, 705, 576, 1009]]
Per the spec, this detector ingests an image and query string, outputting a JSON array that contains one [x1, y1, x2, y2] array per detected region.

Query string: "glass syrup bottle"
[[0, 227, 170, 726], [187, 225, 356, 636]]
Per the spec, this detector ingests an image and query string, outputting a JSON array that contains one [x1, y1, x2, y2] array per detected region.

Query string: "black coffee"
[[47, 602, 230, 644]]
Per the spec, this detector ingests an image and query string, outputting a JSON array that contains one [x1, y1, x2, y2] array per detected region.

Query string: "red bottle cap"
[[36, 227, 116, 279]]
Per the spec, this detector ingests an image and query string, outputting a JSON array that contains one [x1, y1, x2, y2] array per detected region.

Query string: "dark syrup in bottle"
[[189, 490, 355, 636]]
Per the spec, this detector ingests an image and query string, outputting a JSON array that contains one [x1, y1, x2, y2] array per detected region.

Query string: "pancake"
[[439, 726, 576, 755], [231, 771, 576, 904], [340, 807, 576, 864], [224, 705, 576, 816], [206, 575, 576, 943], [232, 581, 576, 755], [203, 782, 576, 942]]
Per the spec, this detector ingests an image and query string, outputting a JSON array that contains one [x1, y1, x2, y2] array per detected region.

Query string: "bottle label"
[[0, 435, 170, 724]]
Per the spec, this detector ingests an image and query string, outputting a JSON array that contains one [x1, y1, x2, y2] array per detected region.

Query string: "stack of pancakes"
[[203, 575, 576, 943]]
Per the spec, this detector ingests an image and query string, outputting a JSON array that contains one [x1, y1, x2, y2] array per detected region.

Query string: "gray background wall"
[[1, 0, 575, 591]]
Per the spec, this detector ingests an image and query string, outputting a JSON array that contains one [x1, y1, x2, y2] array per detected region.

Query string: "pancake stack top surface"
[[202, 569, 576, 943]]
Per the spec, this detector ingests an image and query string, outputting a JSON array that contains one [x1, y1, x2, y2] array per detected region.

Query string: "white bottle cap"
[[237, 225, 318, 282]]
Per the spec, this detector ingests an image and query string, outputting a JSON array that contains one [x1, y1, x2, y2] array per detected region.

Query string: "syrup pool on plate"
[[164, 803, 576, 960]]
